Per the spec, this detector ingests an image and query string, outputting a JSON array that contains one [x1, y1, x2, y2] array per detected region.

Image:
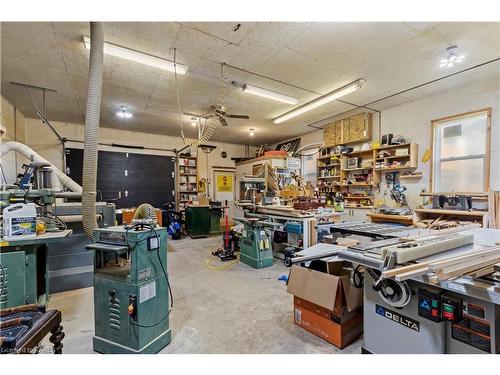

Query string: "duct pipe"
[[0, 141, 82, 193], [82, 22, 104, 239]]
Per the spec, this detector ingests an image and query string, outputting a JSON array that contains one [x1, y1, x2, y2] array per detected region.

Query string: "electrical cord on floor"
[[126, 223, 174, 328], [206, 250, 240, 271]]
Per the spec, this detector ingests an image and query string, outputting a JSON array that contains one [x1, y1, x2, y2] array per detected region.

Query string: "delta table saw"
[[287, 226, 500, 354]]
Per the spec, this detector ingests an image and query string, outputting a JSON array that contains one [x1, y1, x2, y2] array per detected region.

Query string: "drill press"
[[87, 223, 172, 354]]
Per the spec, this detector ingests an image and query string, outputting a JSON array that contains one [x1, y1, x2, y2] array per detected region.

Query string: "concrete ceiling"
[[1, 22, 499, 145]]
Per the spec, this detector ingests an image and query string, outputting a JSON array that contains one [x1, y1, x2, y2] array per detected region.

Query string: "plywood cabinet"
[[334, 120, 343, 145], [348, 113, 371, 142], [323, 113, 372, 147]]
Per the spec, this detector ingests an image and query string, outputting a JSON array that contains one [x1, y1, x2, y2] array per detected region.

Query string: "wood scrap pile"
[[382, 246, 500, 284], [414, 215, 477, 229]]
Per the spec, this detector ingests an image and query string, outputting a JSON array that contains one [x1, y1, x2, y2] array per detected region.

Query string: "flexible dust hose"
[[0, 141, 82, 192], [82, 22, 104, 239]]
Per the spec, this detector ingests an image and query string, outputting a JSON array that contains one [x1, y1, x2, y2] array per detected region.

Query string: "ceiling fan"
[[185, 104, 250, 127]]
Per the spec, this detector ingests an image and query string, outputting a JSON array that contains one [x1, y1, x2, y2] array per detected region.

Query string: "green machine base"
[[93, 328, 171, 354], [240, 225, 273, 269], [240, 252, 273, 269]]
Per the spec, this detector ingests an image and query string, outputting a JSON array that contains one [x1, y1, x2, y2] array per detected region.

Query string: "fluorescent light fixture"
[[273, 79, 365, 124], [439, 45, 465, 68], [117, 106, 133, 119], [249, 128, 255, 137], [242, 84, 299, 105], [83, 36, 188, 74]]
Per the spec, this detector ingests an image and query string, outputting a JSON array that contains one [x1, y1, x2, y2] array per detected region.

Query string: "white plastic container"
[[2, 203, 37, 241]]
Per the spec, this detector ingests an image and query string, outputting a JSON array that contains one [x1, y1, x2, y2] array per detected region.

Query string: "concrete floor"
[[44, 236, 362, 354]]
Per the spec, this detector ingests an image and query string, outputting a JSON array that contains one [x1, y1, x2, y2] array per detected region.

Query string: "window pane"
[[439, 113, 487, 158], [439, 158, 484, 192], [301, 149, 319, 186]]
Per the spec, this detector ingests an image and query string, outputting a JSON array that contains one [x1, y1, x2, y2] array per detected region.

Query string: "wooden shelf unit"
[[373, 143, 418, 171], [177, 156, 199, 210], [317, 143, 419, 209]]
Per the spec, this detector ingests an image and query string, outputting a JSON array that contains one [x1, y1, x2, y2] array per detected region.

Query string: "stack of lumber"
[[382, 246, 500, 284], [255, 205, 312, 218], [414, 216, 473, 229]]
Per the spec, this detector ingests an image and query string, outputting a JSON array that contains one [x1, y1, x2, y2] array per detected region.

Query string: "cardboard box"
[[293, 296, 363, 349], [287, 262, 363, 321], [287, 262, 363, 348]]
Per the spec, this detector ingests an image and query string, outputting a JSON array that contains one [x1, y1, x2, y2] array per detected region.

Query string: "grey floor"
[[44, 236, 362, 354]]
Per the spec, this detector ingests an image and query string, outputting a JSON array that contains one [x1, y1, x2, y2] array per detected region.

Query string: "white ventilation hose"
[[82, 22, 104, 239], [0, 141, 82, 193], [183, 117, 218, 148]]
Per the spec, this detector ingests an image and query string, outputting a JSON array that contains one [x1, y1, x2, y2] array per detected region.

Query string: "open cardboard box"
[[287, 261, 364, 348], [287, 262, 363, 320]]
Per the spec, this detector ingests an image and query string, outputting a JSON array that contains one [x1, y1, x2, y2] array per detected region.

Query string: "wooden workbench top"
[[0, 229, 73, 247]]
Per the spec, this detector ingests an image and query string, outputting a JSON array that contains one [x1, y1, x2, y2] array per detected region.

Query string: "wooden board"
[[385, 246, 500, 281], [367, 213, 414, 225]]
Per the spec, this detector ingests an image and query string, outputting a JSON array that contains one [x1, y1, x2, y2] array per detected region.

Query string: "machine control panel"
[[451, 300, 491, 353], [441, 294, 463, 323], [463, 302, 486, 319], [418, 288, 445, 322]]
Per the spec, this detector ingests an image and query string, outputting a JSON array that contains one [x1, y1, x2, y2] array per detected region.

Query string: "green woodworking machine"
[[87, 224, 172, 354], [237, 218, 280, 269], [0, 188, 72, 309]]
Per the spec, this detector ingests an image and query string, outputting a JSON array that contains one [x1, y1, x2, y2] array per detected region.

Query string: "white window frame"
[[431, 108, 491, 193], [300, 147, 320, 186]]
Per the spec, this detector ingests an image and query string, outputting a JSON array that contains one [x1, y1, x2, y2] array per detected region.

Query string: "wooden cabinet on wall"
[[323, 112, 372, 147]]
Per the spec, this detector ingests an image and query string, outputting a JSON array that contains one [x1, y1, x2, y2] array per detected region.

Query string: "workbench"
[[0, 230, 73, 308], [367, 212, 414, 225]]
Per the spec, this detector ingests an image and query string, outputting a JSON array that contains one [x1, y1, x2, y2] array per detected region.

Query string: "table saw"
[[287, 224, 500, 354]]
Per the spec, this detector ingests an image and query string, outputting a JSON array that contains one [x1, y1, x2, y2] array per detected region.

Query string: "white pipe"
[[0, 141, 82, 193]]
